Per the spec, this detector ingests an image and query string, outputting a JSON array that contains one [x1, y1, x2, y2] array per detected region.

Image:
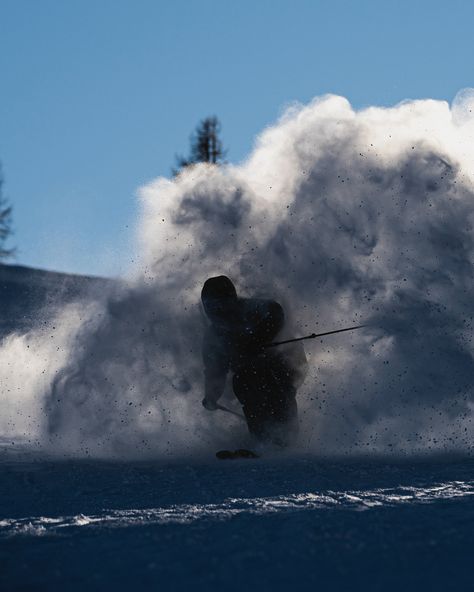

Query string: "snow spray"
[[1, 90, 474, 458]]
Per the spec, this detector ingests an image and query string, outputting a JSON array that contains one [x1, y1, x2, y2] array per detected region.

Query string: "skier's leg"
[[232, 356, 299, 444], [232, 366, 269, 440], [262, 357, 300, 445], [268, 396, 299, 446]]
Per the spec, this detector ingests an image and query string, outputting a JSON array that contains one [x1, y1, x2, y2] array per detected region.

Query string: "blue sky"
[[1, 0, 473, 276]]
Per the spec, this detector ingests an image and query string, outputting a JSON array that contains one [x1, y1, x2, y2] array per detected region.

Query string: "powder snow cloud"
[[2, 90, 474, 457]]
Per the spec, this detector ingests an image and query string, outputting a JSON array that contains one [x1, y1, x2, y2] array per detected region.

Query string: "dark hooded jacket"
[[202, 296, 307, 405]]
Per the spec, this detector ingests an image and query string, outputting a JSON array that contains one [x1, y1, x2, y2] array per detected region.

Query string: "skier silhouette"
[[201, 275, 307, 445]]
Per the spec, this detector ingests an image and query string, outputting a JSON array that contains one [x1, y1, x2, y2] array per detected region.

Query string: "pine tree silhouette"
[[0, 164, 14, 260], [174, 116, 226, 175]]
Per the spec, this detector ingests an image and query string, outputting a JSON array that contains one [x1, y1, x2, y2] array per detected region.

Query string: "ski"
[[216, 449, 259, 460]]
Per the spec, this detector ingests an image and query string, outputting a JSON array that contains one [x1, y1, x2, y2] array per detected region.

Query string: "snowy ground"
[[1, 445, 473, 591]]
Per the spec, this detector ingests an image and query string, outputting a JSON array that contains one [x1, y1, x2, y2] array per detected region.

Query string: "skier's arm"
[[203, 366, 227, 410], [202, 330, 230, 410]]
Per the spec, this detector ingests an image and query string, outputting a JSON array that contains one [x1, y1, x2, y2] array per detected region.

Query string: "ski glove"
[[202, 398, 218, 411]]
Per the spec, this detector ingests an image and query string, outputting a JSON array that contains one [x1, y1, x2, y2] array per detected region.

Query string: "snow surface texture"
[[1, 454, 474, 591], [1, 91, 474, 458], [3, 479, 473, 537]]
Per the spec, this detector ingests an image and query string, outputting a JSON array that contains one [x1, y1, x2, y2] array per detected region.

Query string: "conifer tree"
[[174, 116, 226, 175], [0, 164, 14, 260]]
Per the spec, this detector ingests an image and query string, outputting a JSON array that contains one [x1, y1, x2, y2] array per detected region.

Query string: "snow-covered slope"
[[1, 449, 473, 591], [0, 263, 110, 337]]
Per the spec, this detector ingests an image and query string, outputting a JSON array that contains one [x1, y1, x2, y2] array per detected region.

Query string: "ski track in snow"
[[2, 479, 473, 538]]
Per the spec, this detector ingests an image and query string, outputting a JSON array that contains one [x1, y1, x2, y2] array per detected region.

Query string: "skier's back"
[[201, 275, 307, 445]]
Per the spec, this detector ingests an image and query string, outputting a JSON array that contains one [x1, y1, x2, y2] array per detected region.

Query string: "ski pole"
[[216, 403, 246, 420], [265, 324, 366, 348]]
